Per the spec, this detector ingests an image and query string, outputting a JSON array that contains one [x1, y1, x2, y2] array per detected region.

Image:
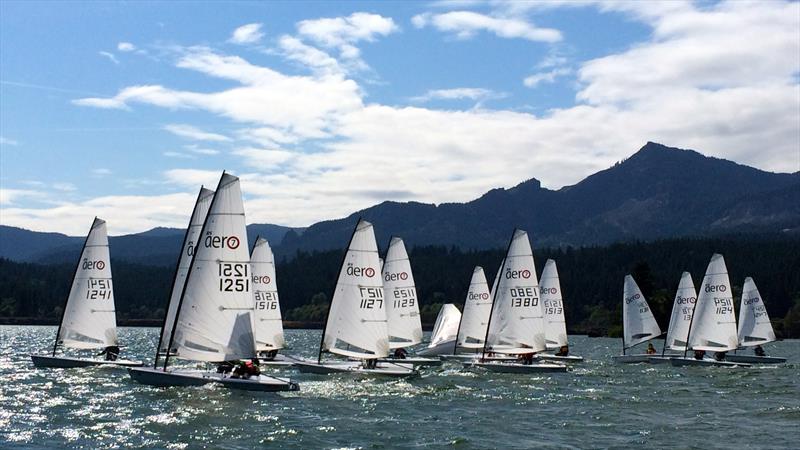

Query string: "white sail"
[[382, 237, 423, 349], [485, 230, 546, 354], [540, 259, 568, 348], [664, 272, 697, 351], [251, 237, 285, 351], [171, 173, 256, 362], [622, 275, 661, 350], [429, 304, 461, 348], [159, 187, 214, 353], [686, 254, 738, 352], [322, 219, 389, 359], [58, 218, 117, 349], [737, 277, 775, 347], [456, 267, 493, 350]]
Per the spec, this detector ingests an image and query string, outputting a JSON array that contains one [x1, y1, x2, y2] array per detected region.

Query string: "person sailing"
[[754, 345, 765, 357], [555, 345, 570, 356], [97, 345, 120, 361], [646, 343, 657, 355]]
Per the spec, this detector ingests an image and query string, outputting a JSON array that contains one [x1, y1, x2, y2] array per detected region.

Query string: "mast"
[[51, 217, 96, 357], [480, 229, 516, 361], [317, 217, 362, 364], [163, 174, 224, 370], [153, 186, 205, 368]]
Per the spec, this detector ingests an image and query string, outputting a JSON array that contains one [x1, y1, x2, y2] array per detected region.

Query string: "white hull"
[[647, 356, 678, 364], [440, 354, 516, 363], [31, 354, 143, 368], [256, 354, 297, 367], [611, 354, 653, 364], [537, 354, 583, 363], [469, 361, 568, 373], [128, 367, 300, 391], [416, 339, 456, 356], [670, 357, 751, 367], [721, 355, 786, 364], [377, 356, 442, 367], [294, 361, 417, 377]]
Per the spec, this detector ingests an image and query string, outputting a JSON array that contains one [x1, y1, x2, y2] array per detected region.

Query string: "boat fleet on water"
[[28, 172, 788, 392]]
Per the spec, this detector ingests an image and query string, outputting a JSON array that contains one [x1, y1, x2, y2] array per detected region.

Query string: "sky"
[[1, 0, 798, 236]]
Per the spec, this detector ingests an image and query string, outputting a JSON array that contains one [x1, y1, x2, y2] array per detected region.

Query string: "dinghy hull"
[[128, 367, 212, 386], [377, 356, 442, 367], [669, 357, 751, 367], [647, 356, 677, 364], [417, 339, 456, 356], [611, 354, 652, 364], [537, 354, 583, 363], [255, 354, 296, 367], [719, 355, 785, 364], [294, 362, 417, 377], [469, 362, 568, 373], [31, 354, 143, 368], [215, 375, 299, 392]]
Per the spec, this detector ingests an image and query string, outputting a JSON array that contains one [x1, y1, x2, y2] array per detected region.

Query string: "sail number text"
[[85, 279, 112, 300], [391, 287, 416, 308], [509, 287, 539, 307], [218, 263, 250, 292], [359, 286, 384, 309], [254, 291, 278, 310]]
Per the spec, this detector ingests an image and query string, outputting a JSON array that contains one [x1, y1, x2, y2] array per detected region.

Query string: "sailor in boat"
[[97, 345, 120, 361], [694, 350, 706, 360], [393, 348, 408, 359], [217, 361, 235, 374], [517, 353, 535, 365], [714, 351, 727, 361], [646, 343, 657, 355], [555, 345, 570, 356], [364, 358, 378, 370], [754, 345, 766, 357], [230, 360, 261, 379], [260, 349, 279, 361]]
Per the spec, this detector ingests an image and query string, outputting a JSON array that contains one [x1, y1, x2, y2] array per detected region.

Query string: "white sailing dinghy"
[[537, 260, 582, 363], [128, 173, 299, 391], [31, 218, 142, 368], [611, 275, 662, 364], [250, 237, 294, 367], [649, 272, 696, 364], [294, 220, 417, 377], [725, 277, 785, 364], [417, 303, 461, 356], [469, 229, 567, 373], [154, 186, 215, 364], [671, 254, 750, 367], [377, 237, 440, 367]]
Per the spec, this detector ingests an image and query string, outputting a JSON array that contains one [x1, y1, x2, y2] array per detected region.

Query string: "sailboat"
[[470, 229, 567, 373], [417, 303, 461, 356], [128, 173, 299, 390], [536, 259, 583, 363], [725, 277, 786, 364], [155, 186, 214, 364], [671, 254, 749, 367], [648, 272, 696, 363], [250, 237, 293, 366], [31, 218, 143, 368], [611, 275, 662, 363], [294, 219, 417, 377]]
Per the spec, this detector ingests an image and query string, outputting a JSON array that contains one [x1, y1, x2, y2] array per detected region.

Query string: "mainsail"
[[456, 267, 492, 350], [159, 187, 214, 354], [622, 275, 661, 350], [485, 229, 546, 355], [251, 237, 285, 351], [686, 254, 738, 352], [321, 219, 389, 359], [429, 304, 461, 349], [540, 259, 568, 349], [663, 272, 697, 352], [737, 277, 776, 347], [57, 217, 117, 350], [169, 173, 256, 362], [382, 237, 423, 349]]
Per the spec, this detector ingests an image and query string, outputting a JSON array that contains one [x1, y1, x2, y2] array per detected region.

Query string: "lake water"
[[1, 326, 798, 449]]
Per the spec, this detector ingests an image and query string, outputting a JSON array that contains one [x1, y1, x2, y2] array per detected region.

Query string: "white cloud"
[[164, 123, 231, 142], [99, 51, 119, 64], [229, 23, 264, 44], [232, 147, 295, 168], [163, 151, 194, 159], [163, 169, 222, 188], [117, 42, 136, 52], [276, 35, 344, 76], [410, 87, 505, 103], [0, 136, 19, 146], [412, 11, 562, 42], [92, 168, 112, 177], [52, 183, 77, 192], [184, 144, 220, 155], [523, 67, 571, 87], [0, 188, 47, 205]]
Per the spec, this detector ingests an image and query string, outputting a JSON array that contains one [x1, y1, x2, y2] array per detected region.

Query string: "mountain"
[[1, 142, 798, 264], [278, 142, 800, 254]]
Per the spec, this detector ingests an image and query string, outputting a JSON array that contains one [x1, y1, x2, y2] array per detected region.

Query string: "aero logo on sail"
[[624, 293, 641, 304], [82, 259, 105, 270], [505, 268, 531, 279], [468, 292, 490, 301], [704, 283, 727, 293], [347, 263, 375, 278], [384, 271, 408, 282], [540, 287, 558, 295], [252, 275, 271, 284], [204, 233, 240, 249]]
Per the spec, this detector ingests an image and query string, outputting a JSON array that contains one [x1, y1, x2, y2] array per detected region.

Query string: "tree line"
[[1, 233, 799, 338]]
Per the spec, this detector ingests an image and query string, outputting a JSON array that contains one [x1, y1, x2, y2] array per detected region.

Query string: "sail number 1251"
[[219, 263, 250, 292]]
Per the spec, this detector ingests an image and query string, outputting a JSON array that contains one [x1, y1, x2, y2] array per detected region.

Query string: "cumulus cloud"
[[229, 23, 264, 44], [117, 42, 136, 52], [164, 123, 231, 142], [523, 67, 571, 87], [0, 136, 19, 146], [412, 11, 562, 42], [92, 168, 112, 177], [410, 87, 505, 103]]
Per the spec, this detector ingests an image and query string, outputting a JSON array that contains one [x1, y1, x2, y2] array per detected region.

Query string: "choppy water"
[[1, 326, 798, 449]]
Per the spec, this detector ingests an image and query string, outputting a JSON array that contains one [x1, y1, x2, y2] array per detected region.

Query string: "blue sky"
[[1, 0, 798, 235]]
